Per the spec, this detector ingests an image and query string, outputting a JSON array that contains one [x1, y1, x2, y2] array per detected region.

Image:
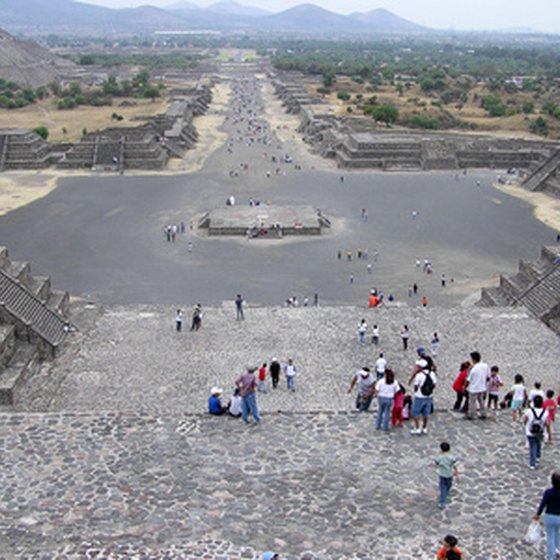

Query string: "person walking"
[[434, 442, 459, 509], [191, 304, 202, 331], [375, 352, 387, 380], [465, 351, 489, 420], [269, 358, 281, 389], [358, 319, 367, 345], [533, 472, 560, 560], [284, 358, 297, 392], [371, 324, 379, 345], [175, 309, 183, 332], [347, 367, 375, 412], [374, 369, 400, 431], [400, 325, 410, 350], [523, 394, 551, 469], [452, 362, 470, 412], [235, 294, 244, 321], [235, 366, 260, 425], [408, 356, 437, 435]]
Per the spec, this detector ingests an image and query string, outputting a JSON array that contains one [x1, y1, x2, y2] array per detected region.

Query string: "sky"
[[79, 0, 560, 33]]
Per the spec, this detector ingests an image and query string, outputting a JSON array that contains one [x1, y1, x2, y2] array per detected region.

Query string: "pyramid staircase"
[[479, 245, 560, 335], [0, 246, 69, 404]]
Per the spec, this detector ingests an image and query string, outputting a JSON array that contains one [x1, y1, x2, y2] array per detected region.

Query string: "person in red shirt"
[[436, 535, 463, 559], [452, 362, 470, 412], [544, 389, 557, 443], [258, 362, 268, 393]]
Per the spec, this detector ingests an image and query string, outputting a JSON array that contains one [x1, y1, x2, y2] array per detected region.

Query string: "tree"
[[48, 81, 61, 96], [143, 85, 160, 101], [337, 91, 351, 101], [322, 69, 336, 88], [372, 104, 399, 125], [79, 54, 96, 65], [530, 116, 549, 136], [33, 126, 49, 140]]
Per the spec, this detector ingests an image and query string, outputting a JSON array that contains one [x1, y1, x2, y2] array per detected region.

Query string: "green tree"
[[530, 116, 549, 136], [143, 85, 160, 101], [33, 126, 49, 140], [372, 104, 399, 124], [79, 54, 96, 65], [522, 101, 535, 114], [337, 91, 351, 101]]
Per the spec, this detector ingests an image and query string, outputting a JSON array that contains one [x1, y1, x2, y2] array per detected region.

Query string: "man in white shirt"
[[465, 351, 490, 420], [409, 357, 437, 434], [375, 353, 387, 380], [347, 367, 375, 412]]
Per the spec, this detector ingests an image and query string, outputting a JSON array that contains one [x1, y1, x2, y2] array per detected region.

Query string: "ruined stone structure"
[[522, 149, 560, 198], [0, 129, 62, 170], [0, 247, 70, 404], [58, 85, 212, 171], [198, 205, 331, 237], [273, 80, 325, 114], [480, 245, 560, 335]]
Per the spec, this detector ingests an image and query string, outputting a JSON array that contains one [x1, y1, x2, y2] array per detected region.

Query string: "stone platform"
[[200, 205, 329, 237]]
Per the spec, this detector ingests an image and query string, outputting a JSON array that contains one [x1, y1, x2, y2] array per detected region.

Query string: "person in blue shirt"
[[208, 387, 226, 415]]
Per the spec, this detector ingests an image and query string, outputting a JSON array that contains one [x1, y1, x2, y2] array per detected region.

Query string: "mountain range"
[[0, 0, 427, 36]]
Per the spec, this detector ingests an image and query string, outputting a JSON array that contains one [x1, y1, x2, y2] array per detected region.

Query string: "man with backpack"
[[523, 394, 551, 470], [408, 356, 437, 435]]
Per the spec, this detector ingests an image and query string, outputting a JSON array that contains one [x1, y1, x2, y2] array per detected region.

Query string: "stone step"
[[30, 275, 52, 302], [0, 343, 39, 405], [0, 324, 16, 368]]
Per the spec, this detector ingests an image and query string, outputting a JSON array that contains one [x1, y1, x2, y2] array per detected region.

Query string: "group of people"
[[175, 304, 202, 332], [208, 359, 299, 423]]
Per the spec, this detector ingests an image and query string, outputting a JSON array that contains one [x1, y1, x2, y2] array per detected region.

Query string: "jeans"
[[376, 397, 393, 430], [528, 435, 542, 467], [287, 375, 296, 392], [439, 476, 453, 506], [544, 513, 560, 560], [359, 332, 365, 344], [241, 392, 260, 423], [236, 307, 244, 320], [356, 394, 372, 412]]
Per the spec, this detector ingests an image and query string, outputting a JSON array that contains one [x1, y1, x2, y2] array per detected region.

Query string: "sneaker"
[[421, 427, 428, 434], [529, 465, 536, 470], [410, 428, 421, 435]]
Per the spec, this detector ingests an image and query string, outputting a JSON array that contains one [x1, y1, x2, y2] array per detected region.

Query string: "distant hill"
[[0, 0, 429, 36], [349, 8, 426, 33]]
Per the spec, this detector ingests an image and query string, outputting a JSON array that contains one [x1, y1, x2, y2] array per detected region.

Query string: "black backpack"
[[530, 408, 546, 436], [420, 371, 435, 396]]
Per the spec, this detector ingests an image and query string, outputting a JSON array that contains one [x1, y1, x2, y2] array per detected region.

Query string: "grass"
[[0, 96, 169, 143]]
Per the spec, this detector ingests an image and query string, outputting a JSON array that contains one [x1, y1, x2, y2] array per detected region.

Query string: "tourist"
[[227, 388, 242, 417], [464, 351, 489, 420], [523, 394, 550, 469], [529, 381, 545, 405], [544, 390, 557, 442], [400, 325, 410, 350], [371, 324, 379, 345], [175, 309, 182, 332], [392, 383, 406, 427], [511, 374, 528, 421], [431, 332, 440, 357], [235, 366, 260, 425], [486, 366, 503, 410], [208, 387, 226, 415], [533, 472, 560, 560], [358, 319, 367, 345], [258, 362, 268, 393], [434, 442, 459, 509], [349, 273, 354, 284], [269, 358, 281, 389], [413, 282, 418, 294], [441, 274, 446, 287], [451, 362, 470, 412], [374, 368, 400, 431], [422, 295, 428, 307], [235, 294, 244, 321], [191, 303, 202, 331], [409, 356, 437, 435], [436, 535, 463, 559], [284, 358, 297, 392], [375, 352, 387, 380], [348, 367, 375, 412]]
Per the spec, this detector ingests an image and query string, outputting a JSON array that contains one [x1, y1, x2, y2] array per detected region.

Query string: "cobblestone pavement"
[[1, 304, 559, 559], [1, 409, 557, 559]]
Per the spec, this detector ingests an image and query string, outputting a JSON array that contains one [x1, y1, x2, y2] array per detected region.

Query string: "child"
[[434, 442, 459, 508], [228, 388, 242, 417], [510, 374, 527, 421], [392, 384, 406, 427], [436, 535, 463, 559], [431, 332, 440, 357], [402, 394, 412, 421], [371, 324, 379, 345], [258, 362, 268, 393], [544, 389, 557, 443], [486, 365, 503, 410], [529, 381, 545, 405], [452, 362, 470, 412]]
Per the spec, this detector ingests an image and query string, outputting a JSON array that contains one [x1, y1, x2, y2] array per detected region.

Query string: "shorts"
[[488, 393, 498, 404], [511, 399, 523, 410], [412, 396, 432, 418]]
